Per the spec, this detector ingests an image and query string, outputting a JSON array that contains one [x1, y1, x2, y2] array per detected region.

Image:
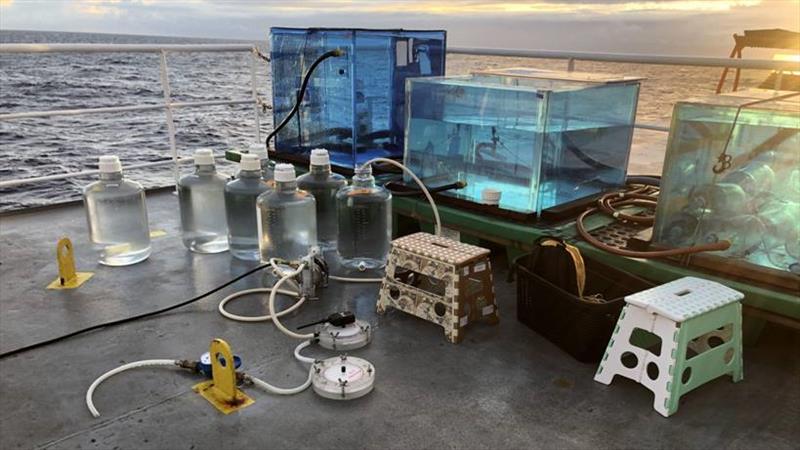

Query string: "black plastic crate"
[[515, 253, 654, 363]]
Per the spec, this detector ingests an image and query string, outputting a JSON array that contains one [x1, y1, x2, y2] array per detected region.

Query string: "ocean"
[[0, 30, 772, 211]]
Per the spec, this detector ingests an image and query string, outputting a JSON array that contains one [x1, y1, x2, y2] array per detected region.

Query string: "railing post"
[[567, 58, 575, 72], [250, 47, 262, 145], [159, 50, 180, 191]]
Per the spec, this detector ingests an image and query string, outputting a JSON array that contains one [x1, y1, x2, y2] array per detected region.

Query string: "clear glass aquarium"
[[270, 27, 447, 168], [653, 89, 800, 274], [403, 68, 641, 214]]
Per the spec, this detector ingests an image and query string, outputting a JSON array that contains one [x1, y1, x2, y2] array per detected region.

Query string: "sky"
[[1, 0, 799, 56]]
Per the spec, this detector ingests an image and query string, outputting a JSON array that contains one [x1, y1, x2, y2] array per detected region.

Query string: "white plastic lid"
[[274, 163, 296, 182], [240, 154, 261, 171], [194, 148, 215, 166], [309, 148, 330, 166], [98, 155, 122, 173], [481, 188, 502, 205]]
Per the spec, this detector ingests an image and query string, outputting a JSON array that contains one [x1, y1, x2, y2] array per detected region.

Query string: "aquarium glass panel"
[[270, 28, 446, 168], [653, 89, 800, 274], [404, 71, 640, 214]]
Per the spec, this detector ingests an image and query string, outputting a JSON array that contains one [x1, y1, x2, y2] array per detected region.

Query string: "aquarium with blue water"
[[653, 89, 800, 275], [270, 27, 446, 168], [403, 68, 641, 215]]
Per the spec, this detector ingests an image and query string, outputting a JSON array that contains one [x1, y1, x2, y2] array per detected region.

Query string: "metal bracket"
[[47, 237, 93, 290], [192, 339, 254, 414]]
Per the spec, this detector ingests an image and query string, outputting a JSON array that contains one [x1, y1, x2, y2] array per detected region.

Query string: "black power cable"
[[265, 48, 344, 153], [0, 263, 271, 359]]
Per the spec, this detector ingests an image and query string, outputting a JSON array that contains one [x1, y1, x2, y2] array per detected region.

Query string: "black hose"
[[0, 263, 271, 359], [265, 49, 344, 152], [384, 180, 467, 197]]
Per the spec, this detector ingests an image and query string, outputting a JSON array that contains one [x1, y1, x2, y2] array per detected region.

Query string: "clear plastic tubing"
[[297, 149, 346, 251], [83, 155, 151, 266], [178, 148, 229, 254], [225, 154, 273, 261], [336, 164, 392, 271], [256, 164, 317, 262]]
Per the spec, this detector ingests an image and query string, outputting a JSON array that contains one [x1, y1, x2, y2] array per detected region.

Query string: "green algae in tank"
[[653, 89, 800, 274], [403, 69, 641, 214]]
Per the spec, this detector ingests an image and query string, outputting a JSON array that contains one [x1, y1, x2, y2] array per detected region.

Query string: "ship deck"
[[1, 190, 799, 449]]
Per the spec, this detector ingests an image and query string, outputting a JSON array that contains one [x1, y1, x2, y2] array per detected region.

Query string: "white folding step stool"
[[594, 277, 744, 417]]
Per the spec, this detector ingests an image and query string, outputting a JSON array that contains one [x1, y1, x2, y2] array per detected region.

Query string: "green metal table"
[[392, 196, 800, 325]]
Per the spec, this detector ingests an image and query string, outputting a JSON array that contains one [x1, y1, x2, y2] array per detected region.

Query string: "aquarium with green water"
[[403, 68, 641, 215], [653, 89, 800, 274]]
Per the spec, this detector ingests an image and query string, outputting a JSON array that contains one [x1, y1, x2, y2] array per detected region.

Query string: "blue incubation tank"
[[652, 89, 800, 274], [403, 68, 642, 215], [269, 27, 447, 168]]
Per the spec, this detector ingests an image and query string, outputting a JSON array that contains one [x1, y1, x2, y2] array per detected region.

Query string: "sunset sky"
[[1, 0, 799, 56]]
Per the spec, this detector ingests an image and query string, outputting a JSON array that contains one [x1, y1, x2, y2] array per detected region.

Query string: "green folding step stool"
[[594, 276, 744, 417]]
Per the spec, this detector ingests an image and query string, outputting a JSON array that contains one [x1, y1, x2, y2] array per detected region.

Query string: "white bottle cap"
[[194, 148, 215, 166], [240, 154, 261, 171], [98, 155, 122, 173], [309, 148, 330, 166], [274, 163, 296, 182], [481, 188, 501, 205]]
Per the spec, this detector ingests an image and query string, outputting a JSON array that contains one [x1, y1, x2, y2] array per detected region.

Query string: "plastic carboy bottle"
[[178, 148, 229, 253], [246, 143, 275, 183], [83, 155, 151, 266], [336, 164, 392, 271], [297, 149, 347, 251], [225, 154, 272, 261], [256, 164, 317, 262]]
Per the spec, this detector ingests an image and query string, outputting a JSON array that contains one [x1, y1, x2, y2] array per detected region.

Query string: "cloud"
[[1, 0, 797, 57]]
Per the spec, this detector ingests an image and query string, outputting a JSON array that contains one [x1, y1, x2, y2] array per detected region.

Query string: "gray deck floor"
[[1, 190, 798, 449]]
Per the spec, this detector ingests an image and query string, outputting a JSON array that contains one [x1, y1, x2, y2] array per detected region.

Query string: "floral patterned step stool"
[[377, 232, 499, 343]]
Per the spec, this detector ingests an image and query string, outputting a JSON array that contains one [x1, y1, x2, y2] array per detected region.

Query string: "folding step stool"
[[594, 277, 744, 417], [377, 232, 499, 343]]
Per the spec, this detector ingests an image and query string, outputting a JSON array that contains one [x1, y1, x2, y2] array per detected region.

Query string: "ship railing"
[[0, 42, 797, 189]]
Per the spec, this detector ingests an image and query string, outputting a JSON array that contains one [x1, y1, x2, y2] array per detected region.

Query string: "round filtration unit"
[[311, 355, 375, 400], [316, 320, 372, 351]]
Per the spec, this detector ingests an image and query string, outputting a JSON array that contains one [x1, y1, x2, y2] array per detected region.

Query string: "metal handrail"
[[448, 46, 800, 71], [0, 99, 254, 121], [2, 43, 797, 188], [0, 43, 256, 53]]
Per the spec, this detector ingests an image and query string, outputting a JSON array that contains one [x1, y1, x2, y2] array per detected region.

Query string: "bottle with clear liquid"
[[336, 165, 392, 271], [256, 164, 317, 262], [83, 155, 151, 266], [297, 149, 347, 251], [178, 148, 229, 253], [249, 143, 275, 183], [225, 154, 273, 261]]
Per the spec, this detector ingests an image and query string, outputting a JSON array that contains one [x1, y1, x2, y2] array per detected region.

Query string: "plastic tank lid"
[[194, 148, 215, 165], [274, 163, 296, 182], [310, 148, 330, 166], [99, 155, 122, 173], [240, 154, 261, 171]]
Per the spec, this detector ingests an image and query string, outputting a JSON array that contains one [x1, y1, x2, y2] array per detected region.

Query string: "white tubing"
[[293, 339, 316, 364], [269, 263, 315, 340], [86, 359, 179, 418], [218, 287, 305, 322], [328, 275, 383, 283], [245, 340, 315, 395], [363, 157, 442, 236], [247, 368, 312, 395]]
